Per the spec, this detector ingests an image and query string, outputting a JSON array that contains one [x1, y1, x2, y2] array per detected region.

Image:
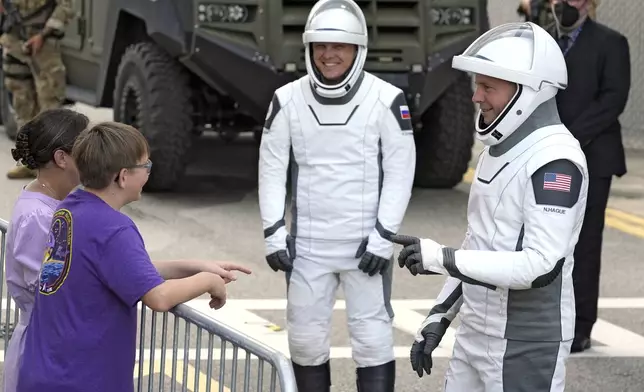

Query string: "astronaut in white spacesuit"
[[257, 0, 416, 390], [391, 22, 589, 391]]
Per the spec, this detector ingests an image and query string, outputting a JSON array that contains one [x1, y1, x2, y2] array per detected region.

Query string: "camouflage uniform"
[[0, 0, 74, 178]]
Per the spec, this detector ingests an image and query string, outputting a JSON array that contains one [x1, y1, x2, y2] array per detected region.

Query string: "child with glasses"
[[16, 121, 249, 392]]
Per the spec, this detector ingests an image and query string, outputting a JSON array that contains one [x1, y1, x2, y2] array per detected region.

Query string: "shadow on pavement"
[[144, 133, 260, 207]]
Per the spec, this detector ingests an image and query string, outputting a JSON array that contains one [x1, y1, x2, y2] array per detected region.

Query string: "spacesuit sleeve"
[[258, 93, 291, 255], [438, 159, 586, 291], [366, 91, 416, 259], [45, 0, 75, 32], [415, 277, 463, 342]]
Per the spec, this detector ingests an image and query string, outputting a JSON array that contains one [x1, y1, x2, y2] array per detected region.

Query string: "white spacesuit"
[[392, 22, 589, 391], [257, 0, 416, 391]]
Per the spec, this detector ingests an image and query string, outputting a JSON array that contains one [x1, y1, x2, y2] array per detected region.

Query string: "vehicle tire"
[[414, 72, 475, 189], [0, 68, 19, 140], [113, 41, 193, 192]]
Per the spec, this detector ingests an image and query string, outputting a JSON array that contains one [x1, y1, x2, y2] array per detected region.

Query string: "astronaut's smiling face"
[[472, 74, 518, 126], [312, 42, 357, 83]]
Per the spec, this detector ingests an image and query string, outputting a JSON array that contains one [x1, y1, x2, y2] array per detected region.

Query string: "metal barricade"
[[135, 305, 297, 392], [0, 218, 18, 356], [0, 217, 297, 391]]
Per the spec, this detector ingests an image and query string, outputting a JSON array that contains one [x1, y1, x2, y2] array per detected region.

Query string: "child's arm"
[[152, 260, 252, 282], [96, 226, 228, 312], [142, 272, 226, 312]]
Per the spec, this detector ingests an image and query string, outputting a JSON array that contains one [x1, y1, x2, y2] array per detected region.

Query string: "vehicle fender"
[[416, 35, 478, 117], [97, 0, 194, 106]]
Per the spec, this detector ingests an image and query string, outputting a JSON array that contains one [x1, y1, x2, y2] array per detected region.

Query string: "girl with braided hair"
[[2, 107, 89, 392]]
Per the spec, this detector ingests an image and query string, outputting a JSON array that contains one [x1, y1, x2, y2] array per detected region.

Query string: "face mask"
[[553, 1, 580, 28]]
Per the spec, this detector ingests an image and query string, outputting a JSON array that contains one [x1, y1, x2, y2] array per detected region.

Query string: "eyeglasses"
[[129, 159, 153, 173]]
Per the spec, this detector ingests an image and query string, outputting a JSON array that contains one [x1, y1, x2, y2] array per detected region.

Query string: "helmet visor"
[[452, 22, 548, 90], [303, 0, 367, 46]]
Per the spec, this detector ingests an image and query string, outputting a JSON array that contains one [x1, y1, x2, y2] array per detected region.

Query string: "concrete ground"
[[0, 104, 642, 391]]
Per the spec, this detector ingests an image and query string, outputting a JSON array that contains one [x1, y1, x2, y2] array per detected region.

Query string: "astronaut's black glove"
[[410, 320, 447, 377], [266, 235, 296, 272], [355, 237, 390, 276], [390, 234, 439, 276]]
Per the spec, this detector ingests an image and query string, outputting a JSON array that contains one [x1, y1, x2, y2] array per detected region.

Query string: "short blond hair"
[[72, 122, 149, 189]]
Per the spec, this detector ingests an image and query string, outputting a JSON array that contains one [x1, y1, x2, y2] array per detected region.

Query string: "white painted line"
[[199, 297, 644, 310], [0, 342, 637, 367], [3, 298, 644, 363], [2, 297, 644, 312], [184, 300, 291, 357], [590, 318, 644, 355], [597, 297, 644, 309], [391, 307, 457, 352]]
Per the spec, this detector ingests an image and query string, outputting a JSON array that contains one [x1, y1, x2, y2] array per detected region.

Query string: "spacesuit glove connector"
[[354, 237, 391, 277], [390, 234, 445, 276], [265, 234, 295, 273], [410, 319, 448, 377]]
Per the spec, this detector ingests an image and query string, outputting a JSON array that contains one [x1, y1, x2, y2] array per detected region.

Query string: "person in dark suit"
[[518, 0, 631, 353]]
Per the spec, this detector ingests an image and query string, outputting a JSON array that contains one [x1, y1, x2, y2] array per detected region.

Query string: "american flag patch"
[[399, 105, 411, 120], [543, 172, 571, 192]]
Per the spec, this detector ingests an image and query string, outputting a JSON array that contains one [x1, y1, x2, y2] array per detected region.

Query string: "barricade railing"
[[0, 218, 297, 391]]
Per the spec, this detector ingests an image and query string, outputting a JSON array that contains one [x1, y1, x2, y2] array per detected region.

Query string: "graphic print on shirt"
[[39, 209, 73, 295]]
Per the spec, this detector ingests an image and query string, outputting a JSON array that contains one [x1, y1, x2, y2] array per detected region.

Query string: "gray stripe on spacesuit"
[[284, 149, 299, 293], [476, 162, 509, 184], [264, 94, 281, 131], [505, 225, 564, 341], [442, 248, 497, 291], [382, 257, 395, 319], [428, 283, 463, 320], [308, 105, 359, 126], [309, 71, 366, 105], [374, 140, 394, 318], [289, 148, 299, 238], [378, 140, 383, 198], [264, 219, 285, 238], [424, 283, 463, 327], [389, 91, 413, 132], [502, 339, 561, 391], [375, 220, 394, 241], [490, 98, 561, 157]]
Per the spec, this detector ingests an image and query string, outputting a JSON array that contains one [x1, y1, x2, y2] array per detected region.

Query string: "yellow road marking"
[[604, 215, 644, 239], [606, 208, 644, 228], [134, 360, 231, 392], [462, 167, 644, 239], [462, 167, 475, 183]]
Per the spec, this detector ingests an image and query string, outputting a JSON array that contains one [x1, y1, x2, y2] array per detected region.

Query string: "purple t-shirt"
[[17, 189, 165, 392]]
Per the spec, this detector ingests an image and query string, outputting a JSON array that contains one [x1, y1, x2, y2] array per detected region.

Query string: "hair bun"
[[11, 131, 37, 168], [23, 155, 38, 169], [11, 132, 39, 168], [10, 148, 22, 161], [15, 132, 29, 149]]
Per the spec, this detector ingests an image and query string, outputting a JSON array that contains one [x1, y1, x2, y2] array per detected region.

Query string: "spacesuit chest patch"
[[531, 159, 582, 208]]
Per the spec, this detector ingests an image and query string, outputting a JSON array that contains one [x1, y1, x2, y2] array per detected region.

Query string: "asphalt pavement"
[[0, 104, 642, 391]]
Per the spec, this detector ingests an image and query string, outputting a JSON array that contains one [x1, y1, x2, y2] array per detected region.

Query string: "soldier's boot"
[[292, 360, 331, 392], [7, 164, 36, 179], [356, 360, 396, 392]]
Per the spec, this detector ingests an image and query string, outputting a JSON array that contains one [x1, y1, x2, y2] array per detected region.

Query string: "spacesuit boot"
[[291, 360, 331, 392], [356, 360, 395, 392]]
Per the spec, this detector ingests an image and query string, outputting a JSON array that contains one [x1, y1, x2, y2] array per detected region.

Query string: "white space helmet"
[[302, 0, 368, 99], [452, 22, 567, 146]]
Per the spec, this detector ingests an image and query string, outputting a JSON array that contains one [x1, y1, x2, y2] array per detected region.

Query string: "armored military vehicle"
[[0, 0, 489, 192]]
